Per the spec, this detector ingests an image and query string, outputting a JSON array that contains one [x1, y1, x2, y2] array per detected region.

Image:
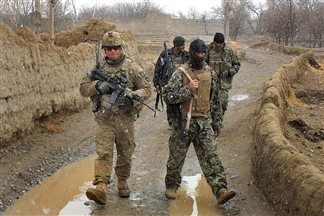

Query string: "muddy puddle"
[[230, 94, 250, 101], [4, 156, 224, 215]]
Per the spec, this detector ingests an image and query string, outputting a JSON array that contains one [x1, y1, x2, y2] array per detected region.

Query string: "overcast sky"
[[74, 0, 267, 15]]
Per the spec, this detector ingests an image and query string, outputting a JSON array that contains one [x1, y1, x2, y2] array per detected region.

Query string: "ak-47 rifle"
[[154, 42, 169, 114], [91, 41, 156, 115], [162, 42, 189, 142]]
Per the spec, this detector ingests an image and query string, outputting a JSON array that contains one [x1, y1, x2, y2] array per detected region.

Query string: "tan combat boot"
[[118, 179, 130, 197], [86, 182, 107, 205], [165, 188, 177, 199], [217, 189, 236, 205]]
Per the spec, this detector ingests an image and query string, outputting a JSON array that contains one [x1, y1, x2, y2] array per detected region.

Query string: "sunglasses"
[[105, 46, 120, 51]]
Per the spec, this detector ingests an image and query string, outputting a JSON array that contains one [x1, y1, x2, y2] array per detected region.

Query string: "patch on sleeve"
[[139, 70, 147, 77], [140, 70, 150, 82]]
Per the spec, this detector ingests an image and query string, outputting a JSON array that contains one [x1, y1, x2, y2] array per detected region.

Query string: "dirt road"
[[0, 47, 293, 215]]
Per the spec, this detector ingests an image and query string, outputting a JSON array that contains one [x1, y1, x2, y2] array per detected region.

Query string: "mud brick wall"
[[0, 19, 150, 145]]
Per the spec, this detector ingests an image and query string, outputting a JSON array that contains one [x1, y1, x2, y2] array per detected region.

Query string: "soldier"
[[79, 31, 152, 205], [153, 36, 190, 126], [206, 32, 241, 134], [162, 39, 236, 205]]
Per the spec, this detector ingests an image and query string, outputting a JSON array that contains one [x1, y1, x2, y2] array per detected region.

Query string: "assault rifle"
[[154, 42, 170, 115], [91, 41, 156, 115], [162, 42, 189, 142]]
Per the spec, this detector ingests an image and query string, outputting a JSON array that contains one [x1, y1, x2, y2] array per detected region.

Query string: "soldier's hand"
[[124, 88, 134, 99], [91, 73, 103, 81], [155, 85, 160, 93], [220, 69, 231, 78], [214, 130, 221, 138], [189, 79, 199, 91], [95, 81, 110, 94]]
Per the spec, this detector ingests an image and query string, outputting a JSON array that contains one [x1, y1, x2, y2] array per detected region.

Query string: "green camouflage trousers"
[[165, 116, 228, 196], [219, 89, 229, 121], [92, 112, 135, 185]]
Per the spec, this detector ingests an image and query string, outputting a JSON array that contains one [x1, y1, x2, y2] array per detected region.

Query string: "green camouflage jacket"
[[162, 62, 223, 131], [206, 42, 241, 90]]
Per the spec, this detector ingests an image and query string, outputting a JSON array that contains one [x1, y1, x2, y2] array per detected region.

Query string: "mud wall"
[[253, 51, 324, 215], [85, 13, 223, 38], [0, 19, 152, 146]]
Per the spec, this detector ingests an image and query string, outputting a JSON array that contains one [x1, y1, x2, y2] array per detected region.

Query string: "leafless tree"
[[298, 0, 324, 47], [246, 0, 267, 35], [222, 0, 235, 40], [264, 0, 302, 46], [109, 1, 163, 19], [35, 0, 41, 36], [229, 0, 250, 40], [49, 0, 58, 44], [77, 0, 162, 20], [1, 0, 20, 30], [187, 7, 199, 20], [173, 11, 187, 19]]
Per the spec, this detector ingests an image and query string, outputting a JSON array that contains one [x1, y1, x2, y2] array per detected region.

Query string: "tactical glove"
[[95, 81, 110, 94], [220, 69, 231, 78], [124, 88, 134, 99]]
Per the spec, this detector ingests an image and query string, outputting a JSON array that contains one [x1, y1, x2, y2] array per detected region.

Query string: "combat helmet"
[[101, 31, 124, 48]]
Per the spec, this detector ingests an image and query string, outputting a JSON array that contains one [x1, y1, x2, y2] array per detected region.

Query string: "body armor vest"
[[172, 53, 183, 69], [180, 65, 211, 117], [209, 49, 224, 75], [97, 58, 134, 113]]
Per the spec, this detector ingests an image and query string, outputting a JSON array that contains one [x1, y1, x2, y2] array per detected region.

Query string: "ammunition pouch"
[[100, 94, 133, 112]]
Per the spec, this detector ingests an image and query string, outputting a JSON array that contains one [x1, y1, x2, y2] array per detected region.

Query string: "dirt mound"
[[54, 18, 116, 48], [253, 51, 324, 216]]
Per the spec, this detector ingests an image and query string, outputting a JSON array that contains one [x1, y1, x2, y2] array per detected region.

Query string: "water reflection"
[[3, 156, 96, 215], [230, 94, 249, 101], [59, 181, 94, 215], [4, 158, 223, 215], [169, 174, 223, 216]]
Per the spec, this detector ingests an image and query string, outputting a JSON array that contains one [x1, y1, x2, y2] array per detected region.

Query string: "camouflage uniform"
[[205, 42, 241, 123], [162, 59, 228, 197], [153, 41, 190, 126], [80, 56, 152, 186]]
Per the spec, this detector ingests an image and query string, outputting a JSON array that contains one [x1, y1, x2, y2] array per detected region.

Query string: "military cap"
[[173, 36, 185, 46], [213, 32, 225, 43]]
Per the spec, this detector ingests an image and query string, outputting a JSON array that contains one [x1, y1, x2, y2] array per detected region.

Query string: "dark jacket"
[[153, 47, 189, 87]]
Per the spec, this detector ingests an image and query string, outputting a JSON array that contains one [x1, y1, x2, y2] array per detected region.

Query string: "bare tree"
[[70, 0, 78, 27], [201, 12, 209, 35], [298, 0, 324, 47], [109, 0, 162, 19], [246, 0, 267, 35], [49, 0, 58, 44], [264, 0, 301, 46], [222, 0, 235, 40], [34, 0, 41, 36], [229, 0, 250, 41], [174, 11, 187, 19], [187, 7, 199, 20], [4, 0, 20, 30]]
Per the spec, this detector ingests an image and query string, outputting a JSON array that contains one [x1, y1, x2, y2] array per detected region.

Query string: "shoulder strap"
[[178, 67, 193, 81]]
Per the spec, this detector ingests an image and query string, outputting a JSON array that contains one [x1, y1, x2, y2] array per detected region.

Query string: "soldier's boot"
[[118, 179, 130, 197], [217, 189, 236, 205], [86, 182, 107, 205], [165, 188, 177, 199]]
